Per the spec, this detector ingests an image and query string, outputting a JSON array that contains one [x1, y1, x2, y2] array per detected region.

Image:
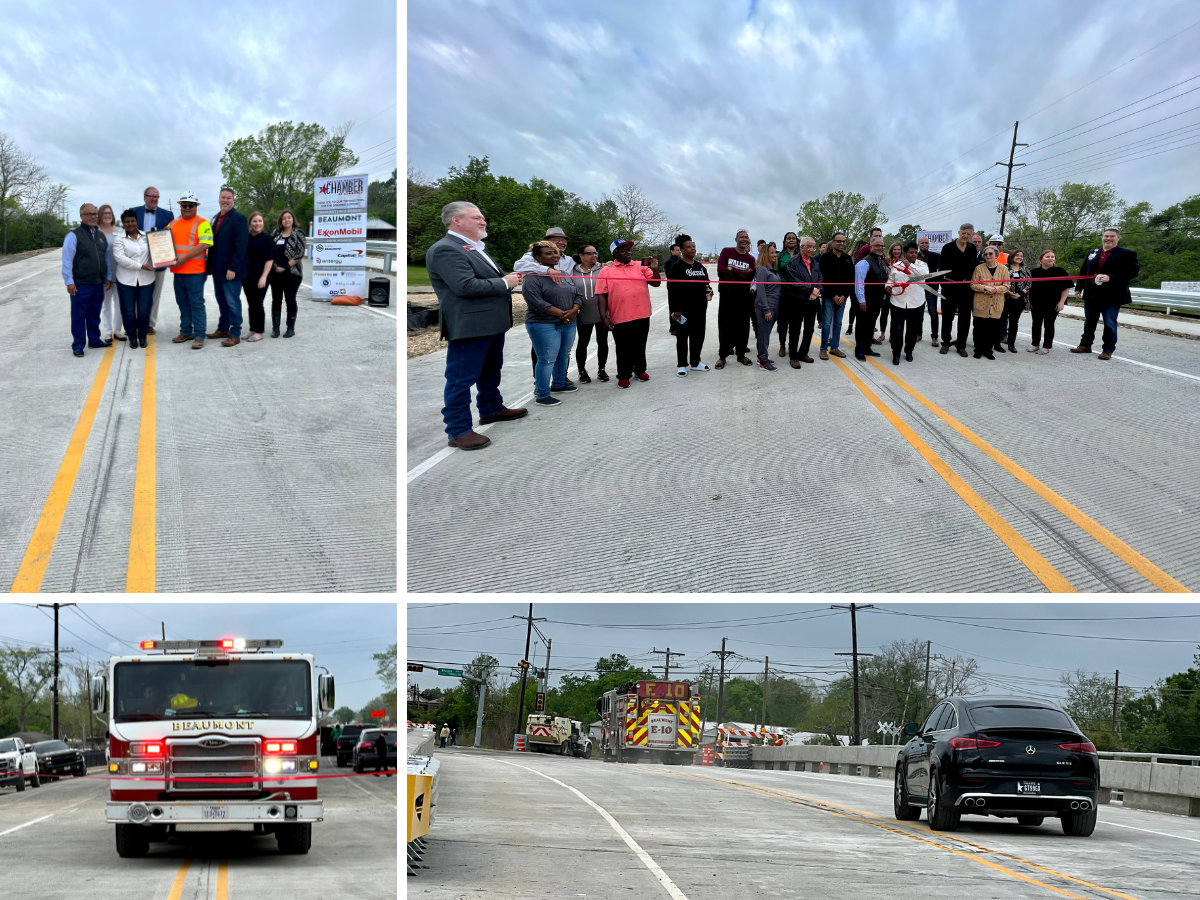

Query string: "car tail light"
[[130, 742, 164, 757], [359, 742, 372, 750], [1059, 741, 1098, 755], [264, 741, 297, 753], [948, 737, 1002, 750]]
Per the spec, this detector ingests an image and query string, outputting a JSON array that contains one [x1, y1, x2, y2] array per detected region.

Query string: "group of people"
[[426, 200, 1141, 451], [62, 187, 308, 356]]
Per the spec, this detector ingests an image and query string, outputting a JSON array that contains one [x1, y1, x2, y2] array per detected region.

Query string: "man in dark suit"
[[1070, 228, 1140, 360], [206, 188, 249, 346], [427, 201, 527, 451], [132, 187, 174, 335], [916, 235, 942, 345]]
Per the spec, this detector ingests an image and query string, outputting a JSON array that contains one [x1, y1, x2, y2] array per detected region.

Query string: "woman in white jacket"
[[110, 208, 158, 348], [885, 242, 929, 365]]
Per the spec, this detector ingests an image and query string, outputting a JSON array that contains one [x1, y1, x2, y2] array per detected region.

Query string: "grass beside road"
[[407, 265, 431, 287]]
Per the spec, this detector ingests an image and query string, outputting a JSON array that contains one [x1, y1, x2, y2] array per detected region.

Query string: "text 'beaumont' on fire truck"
[[91, 637, 335, 858], [596, 680, 699, 766]]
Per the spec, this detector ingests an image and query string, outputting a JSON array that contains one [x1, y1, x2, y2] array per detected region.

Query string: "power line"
[[866, 608, 1200, 643]]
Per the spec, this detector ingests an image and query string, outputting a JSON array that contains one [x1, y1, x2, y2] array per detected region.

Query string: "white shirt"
[[446, 230, 505, 277], [111, 231, 157, 287], [513, 249, 575, 277], [142, 208, 158, 232], [886, 258, 930, 309]]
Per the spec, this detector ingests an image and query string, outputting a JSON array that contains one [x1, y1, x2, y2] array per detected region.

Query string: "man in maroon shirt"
[[716, 230, 757, 367], [855, 227, 883, 262]]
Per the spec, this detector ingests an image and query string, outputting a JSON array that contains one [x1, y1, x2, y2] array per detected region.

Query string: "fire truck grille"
[[167, 739, 259, 792]]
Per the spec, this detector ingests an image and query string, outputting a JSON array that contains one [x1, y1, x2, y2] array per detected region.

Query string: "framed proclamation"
[[147, 229, 176, 269]]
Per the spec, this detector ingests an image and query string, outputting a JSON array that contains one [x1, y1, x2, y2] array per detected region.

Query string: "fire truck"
[[91, 637, 334, 858], [597, 680, 699, 765]]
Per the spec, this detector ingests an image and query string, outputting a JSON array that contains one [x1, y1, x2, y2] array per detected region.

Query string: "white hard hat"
[[989, 234, 1005, 243], [178, 191, 200, 205]]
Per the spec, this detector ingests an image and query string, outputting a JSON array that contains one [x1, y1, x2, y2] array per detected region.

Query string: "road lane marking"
[[0, 813, 53, 836], [0, 265, 60, 292], [10, 342, 118, 592], [216, 859, 229, 900], [831, 352, 1076, 592], [863, 354, 1191, 592], [126, 336, 156, 592], [505, 762, 689, 900], [1100, 819, 1200, 843], [166, 859, 192, 900]]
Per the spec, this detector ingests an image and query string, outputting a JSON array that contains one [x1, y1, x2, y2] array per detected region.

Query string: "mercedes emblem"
[[1025, 745, 1036, 755]]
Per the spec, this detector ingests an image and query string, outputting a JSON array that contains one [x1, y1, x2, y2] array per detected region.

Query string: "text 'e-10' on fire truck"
[[597, 681, 699, 765], [91, 637, 335, 858]]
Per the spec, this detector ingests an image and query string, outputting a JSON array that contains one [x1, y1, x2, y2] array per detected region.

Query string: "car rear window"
[[967, 705, 1075, 730]]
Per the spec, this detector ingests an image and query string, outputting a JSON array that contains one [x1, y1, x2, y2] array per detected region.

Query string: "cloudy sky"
[[3, 602, 397, 712], [0, 1, 395, 221], [406, 602, 1200, 708], [407, 0, 1200, 253]]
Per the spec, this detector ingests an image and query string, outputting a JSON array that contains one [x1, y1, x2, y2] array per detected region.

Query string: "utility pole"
[[543, 639, 552, 697], [649, 647, 684, 681], [511, 605, 546, 748], [762, 656, 769, 730], [1112, 669, 1120, 734], [712, 638, 735, 729], [833, 604, 873, 746], [995, 120, 1029, 235], [37, 602, 76, 740], [922, 640, 931, 720]]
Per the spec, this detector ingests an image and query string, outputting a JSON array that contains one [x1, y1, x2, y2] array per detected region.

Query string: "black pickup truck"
[[335, 724, 367, 767]]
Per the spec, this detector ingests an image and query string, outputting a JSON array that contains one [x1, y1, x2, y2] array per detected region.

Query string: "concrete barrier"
[[748, 744, 901, 780], [408, 726, 435, 758]]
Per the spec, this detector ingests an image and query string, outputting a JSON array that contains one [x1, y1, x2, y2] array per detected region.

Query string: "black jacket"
[[782, 253, 822, 304], [818, 250, 855, 301], [938, 240, 978, 301], [208, 208, 249, 280], [1077, 245, 1140, 306]]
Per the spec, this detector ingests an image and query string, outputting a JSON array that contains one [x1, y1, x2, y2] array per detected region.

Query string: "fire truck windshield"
[[114, 660, 311, 721]]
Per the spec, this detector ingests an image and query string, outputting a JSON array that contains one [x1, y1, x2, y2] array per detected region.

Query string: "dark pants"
[[576, 320, 610, 371], [441, 333, 507, 440], [973, 316, 1000, 355], [1030, 300, 1059, 348], [70, 283, 105, 352], [854, 299, 880, 355], [788, 300, 819, 360], [271, 271, 303, 324], [717, 286, 753, 359], [776, 302, 788, 348], [941, 293, 973, 350], [1080, 301, 1120, 353], [889, 305, 924, 357], [674, 305, 706, 367], [612, 316, 650, 379], [212, 272, 243, 336], [754, 305, 777, 365], [998, 296, 1025, 347], [924, 293, 939, 339], [116, 282, 153, 342], [242, 277, 268, 333], [846, 298, 857, 333]]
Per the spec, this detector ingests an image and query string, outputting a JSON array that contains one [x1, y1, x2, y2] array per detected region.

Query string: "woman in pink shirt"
[[596, 238, 661, 388]]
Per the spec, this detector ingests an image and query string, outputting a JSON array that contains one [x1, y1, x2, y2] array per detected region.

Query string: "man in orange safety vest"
[[169, 190, 214, 350]]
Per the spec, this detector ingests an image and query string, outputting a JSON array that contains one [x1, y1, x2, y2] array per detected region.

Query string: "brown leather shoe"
[[777, 346, 786, 357], [191, 339, 204, 350], [221, 336, 240, 347], [800, 355, 814, 364], [1098, 351, 1112, 360], [829, 348, 847, 358], [478, 407, 529, 425], [819, 350, 829, 360], [448, 431, 491, 451], [146, 327, 156, 335], [1070, 346, 1092, 354], [206, 330, 229, 339], [171, 334, 192, 343]]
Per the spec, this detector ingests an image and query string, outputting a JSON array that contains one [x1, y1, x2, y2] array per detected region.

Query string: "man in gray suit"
[[427, 201, 528, 450]]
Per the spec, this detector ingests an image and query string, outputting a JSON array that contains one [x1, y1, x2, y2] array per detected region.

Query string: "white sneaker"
[[689, 362, 710, 371], [676, 366, 687, 377]]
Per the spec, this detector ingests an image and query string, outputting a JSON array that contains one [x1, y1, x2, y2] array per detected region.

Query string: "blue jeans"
[[525, 321, 576, 399], [820, 296, 847, 350], [1080, 301, 1120, 353], [213, 274, 244, 338], [71, 283, 105, 352], [173, 273, 207, 339], [442, 333, 507, 439], [116, 281, 153, 341]]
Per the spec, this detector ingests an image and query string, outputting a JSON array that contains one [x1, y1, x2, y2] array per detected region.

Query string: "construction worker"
[[169, 191, 214, 350]]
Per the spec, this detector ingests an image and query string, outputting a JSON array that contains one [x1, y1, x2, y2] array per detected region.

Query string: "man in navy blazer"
[[1070, 228, 1141, 360], [132, 186, 174, 334], [205, 187, 249, 345]]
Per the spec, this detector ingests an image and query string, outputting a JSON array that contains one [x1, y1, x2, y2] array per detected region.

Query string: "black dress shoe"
[[139, 337, 148, 348], [994, 344, 1007, 353], [957, 348, 968, 357], [114, 333, 127, 342], [892, 355, 900, 365], [939, 344, 950, 355], [73, 350, 85, 357], [865, 348, 881, 357], [905, 352, 913, 362]]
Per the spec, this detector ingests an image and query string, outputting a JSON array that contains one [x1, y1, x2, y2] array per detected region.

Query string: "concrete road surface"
[[416, 747, 1198, 899], [0, 759, 396, 898]]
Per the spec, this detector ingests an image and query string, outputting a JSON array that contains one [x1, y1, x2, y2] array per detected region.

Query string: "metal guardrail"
[[1128, 287, 1200, 315], [1098, 750, 1200, 765], [367, 240, 397, 274]]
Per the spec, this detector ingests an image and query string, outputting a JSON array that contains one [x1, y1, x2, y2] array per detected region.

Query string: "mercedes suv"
[[894, 696, 1099, 836]]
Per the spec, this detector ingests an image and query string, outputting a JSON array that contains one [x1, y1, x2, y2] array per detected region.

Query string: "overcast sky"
[[406, 603, 1200, 708], [0, 1, 396, 222], [2, 602, 396, 712], [407, 0, 1200, 254]]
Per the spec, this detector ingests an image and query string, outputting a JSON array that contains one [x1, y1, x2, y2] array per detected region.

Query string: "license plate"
[[202, 806, 228, 820], [1017, 781, 1041, 794]]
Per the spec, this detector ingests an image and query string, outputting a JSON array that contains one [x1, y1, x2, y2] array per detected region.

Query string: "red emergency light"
[[139, 640, 156, 650], [220, 639, 235, 649], [264, 741, 297, 754], [130, 742, 164, 757]]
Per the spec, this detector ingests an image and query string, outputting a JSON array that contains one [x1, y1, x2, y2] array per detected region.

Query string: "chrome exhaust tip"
[[1070, 801, 1080, 810], [975, 797, 985, 807], [963, 798, 974, 807], [1078, 800, 1090, 811]]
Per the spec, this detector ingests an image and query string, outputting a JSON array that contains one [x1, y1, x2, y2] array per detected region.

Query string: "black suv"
[[894, 696, 1099, 836], [335, 724, 366, 767], [31, 741, 86, 780]]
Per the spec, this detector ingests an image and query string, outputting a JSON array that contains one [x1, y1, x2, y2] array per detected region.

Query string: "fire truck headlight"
[[282, 760, 296, 773], [147, 762, 163, 774], [131, 763, 147, 773], [265, 759, 283, 774]]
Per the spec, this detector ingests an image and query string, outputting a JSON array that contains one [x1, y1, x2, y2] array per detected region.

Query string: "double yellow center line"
[[166, 859, 229, 900]]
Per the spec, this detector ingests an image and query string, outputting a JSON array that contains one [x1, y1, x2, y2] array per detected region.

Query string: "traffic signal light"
[[407, 663, 423, 672]]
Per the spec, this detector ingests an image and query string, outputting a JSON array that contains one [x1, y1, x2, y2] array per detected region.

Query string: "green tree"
[[219, 120, 359, 230], [1120, 652, 1200, 754], [797, 191, 886, 246], [549, 654, 654, 723], [1004, 181, 1120, 263], [333, 706, 357, 725], [0, 646, 53, 731], [368, 168, 397, 225]]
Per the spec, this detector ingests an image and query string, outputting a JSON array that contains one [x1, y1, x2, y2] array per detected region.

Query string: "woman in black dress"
[[241, 212, 274, 341]]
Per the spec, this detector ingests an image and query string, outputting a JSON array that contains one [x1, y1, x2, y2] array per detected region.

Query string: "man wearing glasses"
[[168, 192, 214, 350], [61, 203, 114, 357], [132, 187, 174, 335]]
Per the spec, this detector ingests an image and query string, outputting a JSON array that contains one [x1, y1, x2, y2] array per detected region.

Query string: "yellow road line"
[[126, 336, 156, 592], [831, 354, 1076, 592], [165, 859, 192, 900], [865, 356, 1190, 593], [10, 343, 117, 592], [216, 859, 229, 900]]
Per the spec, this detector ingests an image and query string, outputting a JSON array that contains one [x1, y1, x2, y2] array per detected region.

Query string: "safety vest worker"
[[170, 191, 216, 348]]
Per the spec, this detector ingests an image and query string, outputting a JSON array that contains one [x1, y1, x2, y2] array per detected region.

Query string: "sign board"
[[646, 713, 678, 748], [312, 268, 367, 300], [370, 709, 386, 719], [437, 668, 463, 678], [535, 692, 545, 712], [406, 663, 423, 672], [407, 773, 433, 842], [313, 241, 366, 267], [314, 173, 368, 213], [917, 230, 953, 252], [636, 681, 690, 700], [314, 211, 368, 241]]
